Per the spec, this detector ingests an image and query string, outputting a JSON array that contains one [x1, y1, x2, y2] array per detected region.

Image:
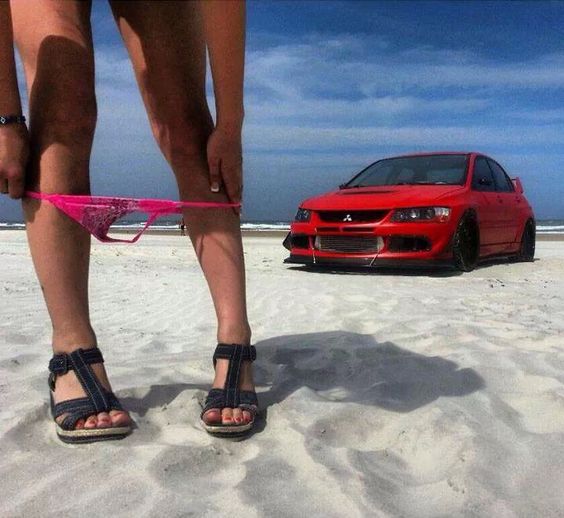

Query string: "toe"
[[202, 409, 222, 425], [96, 412, 112, 428], [75, 419, 85, 430], [109, 410, 131, 428], [232, 407, 243, 424], [84, 415, 98, 429], [242, 410, 252, 424], [221, 408, 234, 424]]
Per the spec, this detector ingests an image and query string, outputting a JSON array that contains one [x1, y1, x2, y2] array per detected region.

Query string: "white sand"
[[1, 230, 563, 517]]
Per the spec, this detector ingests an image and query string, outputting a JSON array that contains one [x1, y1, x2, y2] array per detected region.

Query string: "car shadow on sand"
[[287, 265, 463, 277], [287, 256, 534, 277]]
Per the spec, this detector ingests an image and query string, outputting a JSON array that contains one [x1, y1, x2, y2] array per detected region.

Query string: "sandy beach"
[[1, 229, 563, 517]]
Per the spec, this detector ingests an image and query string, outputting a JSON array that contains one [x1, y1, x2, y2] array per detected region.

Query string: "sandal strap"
[[49, 347, 104, 375], [213, 343, 256, 366], [238, 390, 258, 407], [52, 393, 124, 430], [201, 389, 258, 417], [202, 388, 226, 414], [48, 348, 111, 414]]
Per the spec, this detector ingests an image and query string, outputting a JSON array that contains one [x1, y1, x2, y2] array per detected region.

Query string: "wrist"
[[0, 122, 29, 141], [216, 106, 244, 130]]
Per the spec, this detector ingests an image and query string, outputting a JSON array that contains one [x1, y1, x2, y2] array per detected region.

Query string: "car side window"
[[472, 157, 496, 192], [487, 159, 515, 193]]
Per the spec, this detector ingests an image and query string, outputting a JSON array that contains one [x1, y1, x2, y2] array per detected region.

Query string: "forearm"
[[0, 1, 22, 114], [200, 0, 245, 130]]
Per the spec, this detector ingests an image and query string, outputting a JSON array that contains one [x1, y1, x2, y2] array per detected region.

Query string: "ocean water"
[[0, 220, 290, 232], [1, 220, 562, 233], [535, 220, 564, 234]]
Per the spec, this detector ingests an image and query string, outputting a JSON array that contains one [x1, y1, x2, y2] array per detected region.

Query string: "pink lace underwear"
[[26, 191, 239, 243]]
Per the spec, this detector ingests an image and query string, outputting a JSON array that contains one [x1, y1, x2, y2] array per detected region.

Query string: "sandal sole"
[[201, 420, 254, 436], [55, 424, 131, 444]]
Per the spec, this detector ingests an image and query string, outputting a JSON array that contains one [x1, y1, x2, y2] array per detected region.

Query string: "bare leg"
[[110, 0, 253, 426], [11, 0, 129, 430]]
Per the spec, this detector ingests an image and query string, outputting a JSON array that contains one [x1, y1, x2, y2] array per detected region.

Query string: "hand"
[[207, 126, 242, 214], [0, 124, 29, 199]]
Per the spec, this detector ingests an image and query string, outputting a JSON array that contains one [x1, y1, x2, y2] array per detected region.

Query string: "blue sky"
[[1, 0, 564, 222]]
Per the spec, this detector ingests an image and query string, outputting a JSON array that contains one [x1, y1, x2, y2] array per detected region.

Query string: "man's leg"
[[110, 0, 253, 426], [11, 0, 130, 430]]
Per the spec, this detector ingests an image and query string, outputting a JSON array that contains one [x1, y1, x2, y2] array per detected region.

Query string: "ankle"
[[52, 325, 97, 353], [217, 322, 252, 345]]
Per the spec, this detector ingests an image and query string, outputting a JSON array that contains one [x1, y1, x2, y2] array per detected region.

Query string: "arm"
[[0, 0, 28, 199], [200, 0, 245, 207]]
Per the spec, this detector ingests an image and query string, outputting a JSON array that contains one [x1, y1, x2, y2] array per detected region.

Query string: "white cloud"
[[244, 124, 564, 151], [246, 35, 564, 99]]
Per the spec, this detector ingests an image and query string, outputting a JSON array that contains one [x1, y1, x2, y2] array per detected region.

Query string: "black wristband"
[[0, 115, 26, 125]]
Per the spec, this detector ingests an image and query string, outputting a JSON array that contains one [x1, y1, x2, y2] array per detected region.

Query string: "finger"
[[208, 156, 222, 193], [7, 168, 25, 199], [221, 164, 242, 216], [0, 178, 8, 194], [223, 165, 242, 203]]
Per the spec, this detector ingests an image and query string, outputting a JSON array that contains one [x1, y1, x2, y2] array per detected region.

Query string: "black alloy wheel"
[[452, 215, 479, 272]]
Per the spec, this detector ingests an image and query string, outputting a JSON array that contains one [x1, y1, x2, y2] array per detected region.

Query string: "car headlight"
[[391, 207, 451, 223], [295, 208, 311, 222]]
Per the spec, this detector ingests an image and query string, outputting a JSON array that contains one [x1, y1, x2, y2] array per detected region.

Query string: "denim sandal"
[[201, 343, 258, 435], [48, 347, 131, 443]]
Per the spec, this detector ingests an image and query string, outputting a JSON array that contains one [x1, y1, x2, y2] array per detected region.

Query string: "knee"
[[32, 92, 97, 150], [149, 109, 212, 166]]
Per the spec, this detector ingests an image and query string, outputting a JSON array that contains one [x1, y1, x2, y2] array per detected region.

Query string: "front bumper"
[[283, 218, 456, 267]]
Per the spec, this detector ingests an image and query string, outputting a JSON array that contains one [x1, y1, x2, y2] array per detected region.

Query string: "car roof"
[[389, 151, 475, 159]]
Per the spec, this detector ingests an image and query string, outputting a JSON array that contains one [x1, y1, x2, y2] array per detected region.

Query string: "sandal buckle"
[[48, 372, 57, 391], [49, 353, 70, 375]]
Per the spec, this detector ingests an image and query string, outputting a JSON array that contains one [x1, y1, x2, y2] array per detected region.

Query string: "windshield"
[[344, 154, 469, 188]]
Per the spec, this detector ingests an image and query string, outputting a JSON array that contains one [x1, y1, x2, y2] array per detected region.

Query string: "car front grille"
[[315, 235, 384, 254], [317, 210, 388, 223]]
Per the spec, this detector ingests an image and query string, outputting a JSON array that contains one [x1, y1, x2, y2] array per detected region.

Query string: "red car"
[[283, 152, 536, 271]]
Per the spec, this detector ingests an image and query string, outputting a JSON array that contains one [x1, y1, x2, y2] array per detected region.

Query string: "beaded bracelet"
[[0, 115, 26, 125]]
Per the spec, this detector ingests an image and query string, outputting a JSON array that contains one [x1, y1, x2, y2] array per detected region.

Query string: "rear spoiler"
[[512, 177, 524, 194]]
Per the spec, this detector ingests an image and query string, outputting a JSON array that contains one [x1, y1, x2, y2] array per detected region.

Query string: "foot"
[[52, 355, 131, 430], [201, 357, 256, 426]]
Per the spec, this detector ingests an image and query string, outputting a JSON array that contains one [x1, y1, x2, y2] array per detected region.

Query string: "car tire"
[[515, 219, 535, 262], [452, 214, 479, 272]]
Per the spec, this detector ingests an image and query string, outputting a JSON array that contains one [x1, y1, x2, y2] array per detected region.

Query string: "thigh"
[[11, 0, 96, 189], [109, 1, 212, 153], [11, 0, 95, 122]]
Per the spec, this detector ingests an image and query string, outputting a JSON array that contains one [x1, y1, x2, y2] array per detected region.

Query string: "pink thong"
[[25, 191, 239, 243]]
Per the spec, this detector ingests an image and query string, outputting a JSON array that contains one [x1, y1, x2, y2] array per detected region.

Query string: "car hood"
[[302, 185, 465, 210]]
